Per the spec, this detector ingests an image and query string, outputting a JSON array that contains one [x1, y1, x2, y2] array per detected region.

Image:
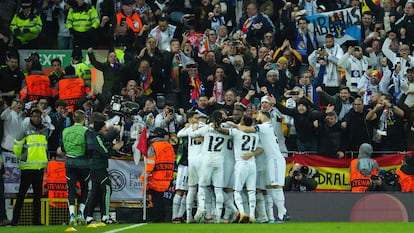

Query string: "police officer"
[[66, 0, 100, 49], [9, 0, 42, 49]]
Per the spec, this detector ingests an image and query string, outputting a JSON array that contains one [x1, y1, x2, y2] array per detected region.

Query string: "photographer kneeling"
[[284, 163, 318, 192], [367, 170, 401, 192]]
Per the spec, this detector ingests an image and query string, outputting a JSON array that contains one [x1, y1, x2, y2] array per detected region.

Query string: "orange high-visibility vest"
[[349, 159, 378, 192], [20, 74, 52, 101], [396, 169, 414, 192], [58, 77, 87, 112], [116, 12, 143, 34], [146, 141, 175, 192], [42, 160, 68, 207]]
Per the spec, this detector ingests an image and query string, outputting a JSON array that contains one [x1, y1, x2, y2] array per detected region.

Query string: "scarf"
[[356, 157, 377, 176], [171, 53, 181, 90], [242, 17, 253, 33], [190, 76, 204, 106], [213, 81, 223, 102], [141, 72, 153, 96]]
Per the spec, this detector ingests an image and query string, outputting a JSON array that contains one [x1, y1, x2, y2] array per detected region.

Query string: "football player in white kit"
[[218, 110, 238, 223], [190, 110, 228, 223], [176, 112, 204, 223], [237, 111, 288, 223], [215, 115, 263, 223]]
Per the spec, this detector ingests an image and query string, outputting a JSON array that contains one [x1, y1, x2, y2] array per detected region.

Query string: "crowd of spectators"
[[1, 0, 414, 225], [0, 0, 414, 158]]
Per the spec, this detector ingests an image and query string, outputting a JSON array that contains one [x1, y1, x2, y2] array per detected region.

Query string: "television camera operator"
[[284, 163, 319, 192], [104, 95, 140, 155], [367, 170, 401, 192]]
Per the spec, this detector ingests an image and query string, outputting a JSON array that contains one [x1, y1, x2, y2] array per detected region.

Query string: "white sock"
[[69, 205, 75, 216], [186, 187, 197, 221], [178, 194, 187, 217], [270, 188, 287, 220], [234, 190, 244, 214], [241, 191, 249, 215], [264, 193, 274, 221], [256, 192, 267, 220], [197, 186, 207, 212], [214, 187, 224, 221], [224, 191, 238, 214], [79, 203, 85, 216], [247, 190, 256, 218], [205, 187, 213, 218], [172, 194, 183, 218]]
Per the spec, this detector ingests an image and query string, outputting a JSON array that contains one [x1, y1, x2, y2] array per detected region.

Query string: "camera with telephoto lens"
[[294, 166, 320, 178], [371, 170, 400, 186]]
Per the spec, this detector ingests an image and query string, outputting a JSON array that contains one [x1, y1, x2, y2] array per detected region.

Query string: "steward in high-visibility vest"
[[395, 156, 414, 192], [12, 109, 49, 225], [349, 143, 379, 192], [42, 159, 68, 208], [140, 127, 175, 223], [20, 71, 52, 102], [61, 110, 92, 224], [115, 9, 143, 34], [9, 1, 42, 47], [143, 128, 175, 192], [57, 66, 90, 112]]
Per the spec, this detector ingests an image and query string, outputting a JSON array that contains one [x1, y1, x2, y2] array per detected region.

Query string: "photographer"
[[154, 101, 185, 135], [367, 170, 401, 192], [284, 163, 318, 192]]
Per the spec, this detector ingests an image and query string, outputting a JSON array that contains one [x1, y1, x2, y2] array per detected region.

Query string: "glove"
[[23, 28, 30, 33], [68, 28, 74, 35]]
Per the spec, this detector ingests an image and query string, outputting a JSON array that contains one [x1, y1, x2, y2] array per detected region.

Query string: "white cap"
[[261, 96, 271, 103]]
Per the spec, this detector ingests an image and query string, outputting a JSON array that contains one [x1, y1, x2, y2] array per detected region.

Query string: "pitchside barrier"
[[5, 151, 414, 224]]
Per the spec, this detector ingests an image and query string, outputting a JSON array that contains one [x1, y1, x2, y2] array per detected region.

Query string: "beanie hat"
[[277, 56, 289, 65], [94, 120, 106, 132], [297, 98, 309, 107], [401, 156, 414, 175], [151, 127, 168, 137]]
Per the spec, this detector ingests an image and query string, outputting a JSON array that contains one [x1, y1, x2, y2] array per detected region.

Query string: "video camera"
[[371, 171, 400, 186], [109, 95, 140, 116]]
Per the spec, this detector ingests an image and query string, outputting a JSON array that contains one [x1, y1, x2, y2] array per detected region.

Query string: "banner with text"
[[3, 152, 413, 195], [108, 158, 144, 201], [290, 152, 414, 191], [306, 7, 361, 45]]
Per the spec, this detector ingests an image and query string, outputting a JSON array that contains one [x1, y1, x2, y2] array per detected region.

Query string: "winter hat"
[[401, 156, 414, 175]]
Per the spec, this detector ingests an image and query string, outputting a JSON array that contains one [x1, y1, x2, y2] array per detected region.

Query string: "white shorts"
[[233, 161, 256, 191], [223, 155, 235, 188], [175, 164, 189, 191], [256, 168, 267, 190], [198, 156, 224, 187], [265, 157, 286, 186], [188, 157, 202, 186]]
